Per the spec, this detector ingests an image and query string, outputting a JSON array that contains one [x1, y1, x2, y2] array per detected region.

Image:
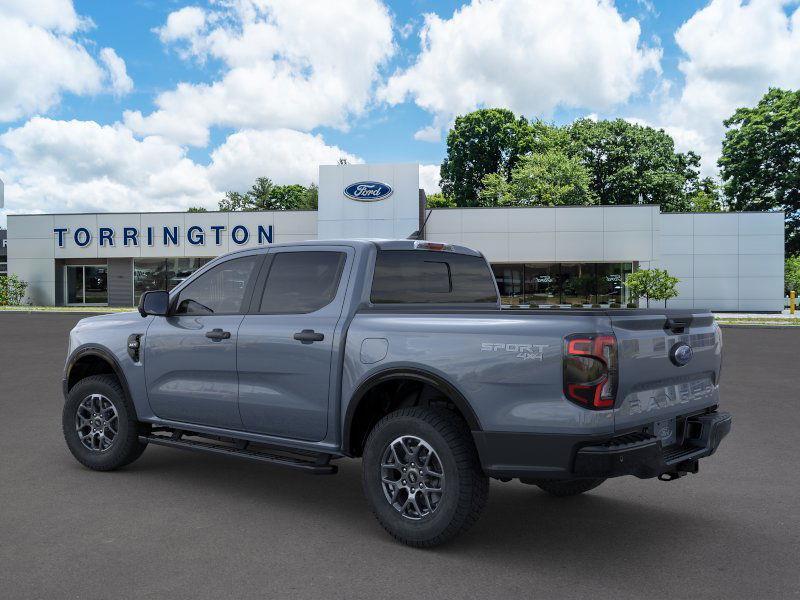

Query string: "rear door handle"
[[205, 328, 231, 341], [293, 329, 324, 343]]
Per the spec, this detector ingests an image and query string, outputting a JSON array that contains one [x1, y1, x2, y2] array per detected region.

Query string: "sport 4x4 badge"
[[481, 342, 547, 361]]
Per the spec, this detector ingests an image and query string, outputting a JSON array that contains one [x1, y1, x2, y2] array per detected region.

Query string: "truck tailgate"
[[610, 310, 722, 435]]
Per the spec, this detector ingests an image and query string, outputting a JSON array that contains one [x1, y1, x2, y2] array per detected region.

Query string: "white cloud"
[[206, 129, 361, 193], [156, 6, 207, 44], [418, 164, 441, 195], [0, 0, 83, 33], [0, 118, 213, 214], [0, 1, 132, 122], [0, 118, 362, 218], [380, 0, 661, 141], [126, 0, 394, 146], [657, 0, 800, 174], [100, 48, 134, 96]]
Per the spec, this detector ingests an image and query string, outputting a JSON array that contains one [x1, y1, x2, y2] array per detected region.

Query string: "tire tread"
[[363, 406, 489, 548]]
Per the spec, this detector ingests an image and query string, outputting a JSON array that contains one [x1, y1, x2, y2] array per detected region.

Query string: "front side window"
[[259, 251, 346, 314], [174, 255, 259, 315]]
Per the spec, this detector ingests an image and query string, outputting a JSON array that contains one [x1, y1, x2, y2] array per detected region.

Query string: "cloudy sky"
[[1, 0, 800, 224]]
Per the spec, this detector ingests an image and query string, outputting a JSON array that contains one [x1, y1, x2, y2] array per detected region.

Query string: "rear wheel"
[[362, 407, 489, 548], [533, 478, 605, 497], [62, 374, 147, 471]]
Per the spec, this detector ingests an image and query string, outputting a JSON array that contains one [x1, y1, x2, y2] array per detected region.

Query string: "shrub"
[[0, 274, 29, 306]]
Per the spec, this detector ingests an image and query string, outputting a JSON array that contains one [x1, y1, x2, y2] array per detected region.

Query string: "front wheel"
[[62, 374, 147, 471], [362, 407, 489, 548]]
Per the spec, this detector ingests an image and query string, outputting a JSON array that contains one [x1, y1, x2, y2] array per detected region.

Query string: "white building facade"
[[6, 162, 785, 311]]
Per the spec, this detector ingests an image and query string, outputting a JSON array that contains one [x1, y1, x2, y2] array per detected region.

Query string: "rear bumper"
[[473, 410, 732, 480]]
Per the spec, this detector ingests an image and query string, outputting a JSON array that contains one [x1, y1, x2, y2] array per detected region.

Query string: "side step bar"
[[140, 433, 338, 475]]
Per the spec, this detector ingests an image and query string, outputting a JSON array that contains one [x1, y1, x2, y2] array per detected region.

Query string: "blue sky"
[[57, 0, 706, 165], [1, 0, 798, 222]]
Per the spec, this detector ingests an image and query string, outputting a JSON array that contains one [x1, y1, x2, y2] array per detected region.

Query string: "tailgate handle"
[[664, 318, 687, 334]]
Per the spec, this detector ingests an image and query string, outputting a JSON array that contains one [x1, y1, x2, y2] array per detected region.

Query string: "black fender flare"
[[63, 344, 135, 414], [342, 367, 482, 456]]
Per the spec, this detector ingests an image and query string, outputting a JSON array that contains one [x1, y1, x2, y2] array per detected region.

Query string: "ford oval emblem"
[[344, 181, 393, 202], [670, 342, 693, 367]]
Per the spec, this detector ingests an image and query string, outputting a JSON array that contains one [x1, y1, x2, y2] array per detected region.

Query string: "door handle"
[[205, 328, 231, 341], [293, 329, 324, 343]]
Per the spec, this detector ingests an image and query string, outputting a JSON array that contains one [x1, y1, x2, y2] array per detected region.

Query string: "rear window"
[[370, 250, 498, 304]]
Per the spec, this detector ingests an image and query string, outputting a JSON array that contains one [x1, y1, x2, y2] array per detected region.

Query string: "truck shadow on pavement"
[[105, 444, 733, 565]]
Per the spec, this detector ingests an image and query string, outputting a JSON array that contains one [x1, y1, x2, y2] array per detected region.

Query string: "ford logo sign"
[[670, 342, 694, 367], [344, 181, 393, 202]]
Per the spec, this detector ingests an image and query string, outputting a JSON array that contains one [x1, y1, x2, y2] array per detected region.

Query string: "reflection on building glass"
[[524, 264, 559, 305], [491, 264, 524, 306], [492, 262, 636, 306], [133, 257, 211, 305]]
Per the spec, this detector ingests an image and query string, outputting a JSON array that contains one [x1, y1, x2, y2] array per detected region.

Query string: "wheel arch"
[[64, 345, 135, 415], [342, 367, 482, 457]]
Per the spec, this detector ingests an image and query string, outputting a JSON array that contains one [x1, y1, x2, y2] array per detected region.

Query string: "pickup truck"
[[62, 239, 731, 547]]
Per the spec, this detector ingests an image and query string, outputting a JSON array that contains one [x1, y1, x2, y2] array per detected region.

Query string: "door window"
[[174, 255, 259, 315], [258, 251, 346, 314]]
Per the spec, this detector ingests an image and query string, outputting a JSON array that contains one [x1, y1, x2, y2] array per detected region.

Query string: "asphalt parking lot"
[[0, 313, 798, 599]]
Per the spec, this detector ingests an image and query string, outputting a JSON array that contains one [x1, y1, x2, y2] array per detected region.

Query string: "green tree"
[[440, 108, 544, 206], [786, 255, 800, 295], [0, 273, 28, 306], [477, 173, 511, 206], [244, 177, 275, 210], [304, 183, 319, 210], [624, 268, 680, 308], [425, 192, 456, 208], [220, 178, 320, 211], [505, 151, 594, 207], [270, 184, 310, 210], [687, 177, 726, 212], [187, 206, 208, 213], [719, 88, 800, 254], [567, 118, 700, 212], [218, 190, 250, 212]]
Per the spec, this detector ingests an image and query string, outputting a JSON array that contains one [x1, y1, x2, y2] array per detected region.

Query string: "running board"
[[140, 433, 338, 474]]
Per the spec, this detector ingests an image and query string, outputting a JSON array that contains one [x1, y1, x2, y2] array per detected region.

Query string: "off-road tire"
[[362, 407, 489, 548], [62, 374, 148, 470], [534, 478, 605, 497]]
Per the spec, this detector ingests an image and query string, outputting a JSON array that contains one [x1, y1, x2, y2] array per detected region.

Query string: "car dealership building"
[[6, 162, 785, 311]]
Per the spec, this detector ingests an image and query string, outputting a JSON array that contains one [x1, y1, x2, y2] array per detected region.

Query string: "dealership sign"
[[53, 224, 273, 248], [343, 181, 393, 202]]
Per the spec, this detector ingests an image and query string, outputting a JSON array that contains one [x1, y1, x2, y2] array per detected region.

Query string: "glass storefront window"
[[524, 263, 559, 305], [133, 259, 167, 305], [621, 262, 634, 305], [133, 257, 212, 305], [84, 266, 108, 304], [66, 265, 107, 305], [597, 263, 623, 305], [491, 262, 637, 306], [492, 264, 524, 306], [560, 263, 596, 305], [167, 258, 210, 291], [66, 266, 84, 304]]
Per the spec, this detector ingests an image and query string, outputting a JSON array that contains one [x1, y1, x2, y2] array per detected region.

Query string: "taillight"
[[563, 333, 618, 410], [413, 241, 454, 252]]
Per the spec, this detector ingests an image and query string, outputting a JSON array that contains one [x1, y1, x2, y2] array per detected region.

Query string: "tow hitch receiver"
[[658, 459, 700, 482]]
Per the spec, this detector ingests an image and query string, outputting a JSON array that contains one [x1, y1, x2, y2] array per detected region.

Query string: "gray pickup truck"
[[62, 239, 731, 546]]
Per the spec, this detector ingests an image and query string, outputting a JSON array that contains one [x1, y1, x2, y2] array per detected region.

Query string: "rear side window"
[[259, 251, 346, 314], [174, 255, 259, 315], [370, 250, 498, 304]]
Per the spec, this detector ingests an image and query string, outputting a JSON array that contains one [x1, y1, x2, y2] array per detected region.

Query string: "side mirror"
[[138, 290, 170, 317]]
